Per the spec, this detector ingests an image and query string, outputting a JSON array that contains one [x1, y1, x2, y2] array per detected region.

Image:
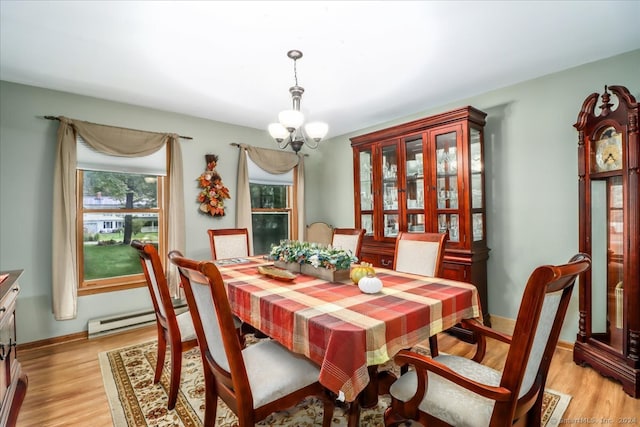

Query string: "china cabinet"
[[573, 85, 639, 398], [351, 106, 490, 328]]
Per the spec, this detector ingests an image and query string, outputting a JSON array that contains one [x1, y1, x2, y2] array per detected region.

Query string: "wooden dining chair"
[[131, 240, 198, 410], [207, 228, 250, 260], [393, 231, 447, 277], [331, 228, 366, 260], [207, 227, 264, 339], [384, 253, 591, 427], [306, 221, 333, 246], [168, 251, 335, 426], [393, 231, 447, 356]]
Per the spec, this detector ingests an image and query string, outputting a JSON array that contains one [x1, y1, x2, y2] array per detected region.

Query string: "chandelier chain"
[[293, 58, 299, 87]]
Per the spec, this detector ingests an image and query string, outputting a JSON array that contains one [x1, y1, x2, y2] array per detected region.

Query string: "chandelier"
[[268, 50, 328, 153]]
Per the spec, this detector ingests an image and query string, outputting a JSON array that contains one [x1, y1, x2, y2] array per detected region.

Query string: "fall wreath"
[[197, 154, 230, 217]]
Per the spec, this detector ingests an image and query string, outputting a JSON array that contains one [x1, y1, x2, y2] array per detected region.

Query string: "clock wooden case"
[[350, 106, 490, 332], [573, 85, 640, 398]]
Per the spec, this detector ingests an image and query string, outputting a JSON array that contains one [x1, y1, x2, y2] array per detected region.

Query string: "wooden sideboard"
[[0, 270, 27, 427]]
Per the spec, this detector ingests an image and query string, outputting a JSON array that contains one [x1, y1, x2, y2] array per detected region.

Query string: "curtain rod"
[[230, 142, 308, 156], [43, 116, 193, 140]]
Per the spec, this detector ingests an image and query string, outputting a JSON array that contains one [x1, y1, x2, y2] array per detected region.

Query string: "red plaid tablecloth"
[[217, 257, 482, 402]]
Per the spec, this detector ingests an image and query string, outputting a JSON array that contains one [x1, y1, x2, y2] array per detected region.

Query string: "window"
[[250, 183, 293, 255], [76, 139, 168, 295], [246, 153, 297, 255]]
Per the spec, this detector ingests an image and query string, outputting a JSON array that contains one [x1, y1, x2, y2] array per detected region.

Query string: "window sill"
[[78, 280, 146, 296]]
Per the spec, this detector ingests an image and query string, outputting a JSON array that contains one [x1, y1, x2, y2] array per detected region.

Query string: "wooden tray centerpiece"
[[269, 240, 357, 283]]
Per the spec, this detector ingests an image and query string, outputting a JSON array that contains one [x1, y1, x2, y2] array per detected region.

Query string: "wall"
[[313, 49, 640, 342], [0, 82, 280, 343]]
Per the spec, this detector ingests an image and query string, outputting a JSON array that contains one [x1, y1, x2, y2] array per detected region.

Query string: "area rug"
[[99, 340, 571, 427]]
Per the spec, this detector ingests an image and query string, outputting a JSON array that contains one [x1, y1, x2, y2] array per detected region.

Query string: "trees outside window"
[[250, 183, 291, 255]]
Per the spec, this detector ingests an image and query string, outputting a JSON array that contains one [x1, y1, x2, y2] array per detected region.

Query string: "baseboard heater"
[[88, 303, 188, 338]]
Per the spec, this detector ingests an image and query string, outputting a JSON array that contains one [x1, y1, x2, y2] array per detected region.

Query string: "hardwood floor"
[[16, 326, 639, 426]]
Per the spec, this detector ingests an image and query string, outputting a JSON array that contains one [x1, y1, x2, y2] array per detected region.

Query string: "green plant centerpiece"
[[269, 240, 358, 282]]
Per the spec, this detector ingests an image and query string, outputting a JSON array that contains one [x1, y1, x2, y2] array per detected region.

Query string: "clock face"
[[594, 127, 622, 172]]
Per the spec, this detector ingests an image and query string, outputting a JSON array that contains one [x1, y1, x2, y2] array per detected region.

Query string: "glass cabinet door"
[[381, 144, 399, 237], [590, 176, 624, 352], [359, 148, 374, 236], [434, 130, 460, 242], [405, 136, 425, 232], [469, 127, 485, 241]]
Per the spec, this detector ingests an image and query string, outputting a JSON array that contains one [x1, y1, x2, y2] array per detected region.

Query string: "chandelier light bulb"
[[304, 122, 329, 142], [278, 109, 304, 132], [268, 123, 289, 142]]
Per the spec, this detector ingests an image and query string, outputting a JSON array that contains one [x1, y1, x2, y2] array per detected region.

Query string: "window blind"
[[246, 152, 293, 185], [76, 136, 167, 176]]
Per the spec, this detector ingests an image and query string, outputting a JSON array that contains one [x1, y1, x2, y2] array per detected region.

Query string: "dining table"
[[214, 256, 483, 426]]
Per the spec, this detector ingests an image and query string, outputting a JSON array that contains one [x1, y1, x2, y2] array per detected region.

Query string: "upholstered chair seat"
[[389, 353, 501, 427], [242, 340, 326, 408]]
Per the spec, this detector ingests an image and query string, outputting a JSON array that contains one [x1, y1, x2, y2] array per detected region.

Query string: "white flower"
[[309, 254, 320, 268]]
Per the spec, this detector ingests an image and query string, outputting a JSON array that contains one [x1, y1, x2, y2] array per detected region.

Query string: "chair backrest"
[[306, 222, 333, 246], [168, 251, 251, 401], [500, 253, 590, 414], [131, 240, 175, 325], [207, 228, 250, 260], [331, 228, 365, 259], [393, 232, 446, 277]]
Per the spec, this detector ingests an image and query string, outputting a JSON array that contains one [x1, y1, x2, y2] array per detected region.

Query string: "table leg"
[[360, 366, 380, 408], [347, 398, 360, 427], [346, 365, 399, 427]]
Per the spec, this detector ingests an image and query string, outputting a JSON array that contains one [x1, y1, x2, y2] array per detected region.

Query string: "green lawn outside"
[[83, 232, 158, 280]]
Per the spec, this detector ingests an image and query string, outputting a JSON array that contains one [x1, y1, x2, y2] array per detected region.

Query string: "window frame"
[[76, 170, 168, 296], [250, 166, 299, 253]]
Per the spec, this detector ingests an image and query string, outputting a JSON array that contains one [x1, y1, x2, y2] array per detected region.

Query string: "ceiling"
[[1, 1, 639, 139]]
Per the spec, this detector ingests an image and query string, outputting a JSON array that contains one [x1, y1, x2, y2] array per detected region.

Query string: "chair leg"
[[154, 329, 167, 384], [383, 406, 413, 427], [346, 398, 360, 427], [203, 373, 217, 426], [428, 334, 439, 357], [167, 343, 182, 410], [525, 390, 544, 426], [236, 328, 245, 347]]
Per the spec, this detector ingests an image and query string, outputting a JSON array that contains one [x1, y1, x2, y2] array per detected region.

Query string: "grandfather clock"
[[573, 85, 639, 397]]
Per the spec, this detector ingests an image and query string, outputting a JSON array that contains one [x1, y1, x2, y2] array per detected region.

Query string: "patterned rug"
[[99, 340, 571, 427]]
